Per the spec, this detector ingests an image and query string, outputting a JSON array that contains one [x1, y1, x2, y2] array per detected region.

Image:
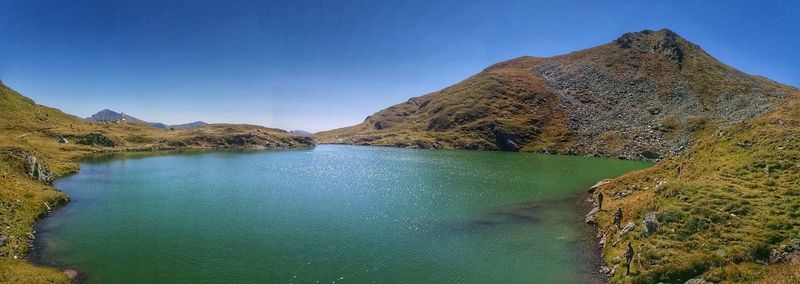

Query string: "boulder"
[[614, 190, 633, 199], [588, 179, 611, 193], [9, 150, 55, 185], [684, 277, 712, 284], [585, 207, 599, 225], [619, 222, 635, 236], [643, 212, 659, 237], [63, 269, 78, 281]]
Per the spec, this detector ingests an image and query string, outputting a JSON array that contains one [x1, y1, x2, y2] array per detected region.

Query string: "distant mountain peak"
[[86, 109, 208, 129]]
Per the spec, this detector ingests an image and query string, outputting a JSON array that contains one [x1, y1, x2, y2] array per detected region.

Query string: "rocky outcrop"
[[8, 149, 55, 185], [770, 239, 800, 264], [643, 212, 659, 237], [619, 222, 635, 236], [585, 207, 599, 225], [74, 132, 118, 147], [588, 179, 611, 193]]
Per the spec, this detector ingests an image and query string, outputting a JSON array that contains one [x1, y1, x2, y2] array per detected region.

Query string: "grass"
[[0, 82, 314, 282], [316, 56, 573, 152], [594, 97, 800, 283]]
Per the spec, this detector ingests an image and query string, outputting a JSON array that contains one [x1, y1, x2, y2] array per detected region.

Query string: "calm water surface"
[[34, 145, 651, 283]]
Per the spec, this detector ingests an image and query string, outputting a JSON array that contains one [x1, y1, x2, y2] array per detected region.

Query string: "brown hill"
[[318, 29, 796, 161]]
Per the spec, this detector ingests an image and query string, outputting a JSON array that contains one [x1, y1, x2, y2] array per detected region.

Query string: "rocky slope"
[[317, 29, 794, 161], [0, 82, 313, 282], [319, 29, 800, 282]]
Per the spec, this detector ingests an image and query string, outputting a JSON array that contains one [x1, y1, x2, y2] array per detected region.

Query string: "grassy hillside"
[[318, 29, 793, 161], [594, 95, 800, 283], [0, 82, 314, 282], [318, 29, 800, 283]]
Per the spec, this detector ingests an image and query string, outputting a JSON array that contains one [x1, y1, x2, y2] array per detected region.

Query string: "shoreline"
[[570, 189, 610, 284]]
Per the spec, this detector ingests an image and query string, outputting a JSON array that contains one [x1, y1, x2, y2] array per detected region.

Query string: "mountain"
[[319, 29, 800, 282], [86, 109, 208, 129], [318, 29, 794, 161]]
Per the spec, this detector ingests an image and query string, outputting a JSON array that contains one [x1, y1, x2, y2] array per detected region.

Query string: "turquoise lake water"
[[33, 145, 651, 283]]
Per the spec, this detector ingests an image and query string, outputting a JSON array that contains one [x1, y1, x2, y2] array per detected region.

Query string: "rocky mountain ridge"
[[318, 29, 795, 161]]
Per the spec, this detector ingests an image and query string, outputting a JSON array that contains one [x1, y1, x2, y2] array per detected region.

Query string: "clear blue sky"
[[1, 1, 797, 132]]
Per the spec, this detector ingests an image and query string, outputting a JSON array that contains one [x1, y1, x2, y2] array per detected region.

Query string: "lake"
[[33, 145, 651, 283]]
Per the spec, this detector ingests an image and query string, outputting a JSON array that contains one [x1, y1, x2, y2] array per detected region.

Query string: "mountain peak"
[[612, 28, 688, 65]]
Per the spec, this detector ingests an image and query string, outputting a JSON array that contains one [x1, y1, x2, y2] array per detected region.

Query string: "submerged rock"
[[63, 269, 78, 281]]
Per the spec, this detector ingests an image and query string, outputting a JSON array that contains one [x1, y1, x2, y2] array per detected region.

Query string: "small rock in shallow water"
[[63, 269, 78, 280]]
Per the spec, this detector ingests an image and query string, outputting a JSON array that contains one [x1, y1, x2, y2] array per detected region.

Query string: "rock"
[[769, 239, 800, 264], [620, 222, 635, 236], [585, 207, 599, 225], [63, 269, 78, 280], [599, 234, 606, 246], [654, 180, 668, 193], [641, 150, 661, 160], [643, 212, 659, 237], [0, 234, 8, 247], [684, 277, 713, 284], [9, 150, 55, 185], [58, 137, 69, 144], [588, 179, 611, 193], [599, 265, 612, 276], [373, 121, 387, 130], [614, 190, 633, 199], [75, 132, 117, 147]]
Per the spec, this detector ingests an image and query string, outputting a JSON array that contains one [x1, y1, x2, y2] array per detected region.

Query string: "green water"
[[34, 145, 651, 283]]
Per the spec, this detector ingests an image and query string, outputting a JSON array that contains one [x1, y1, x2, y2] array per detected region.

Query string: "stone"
[[599, 265, 612, 276], [585, 207, 599, 225], [769, 240, 800, 264], [614, 190, 633, 199], [63, 269, 78, 280], [643, 212, 659, 237], [620, 222, 635, 236], [58, 137, 69, 144], [654, 180, 668, 193], [588, 179, 611, 193], [684, 277, 712, 284], [10, 150, 55, 185]]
